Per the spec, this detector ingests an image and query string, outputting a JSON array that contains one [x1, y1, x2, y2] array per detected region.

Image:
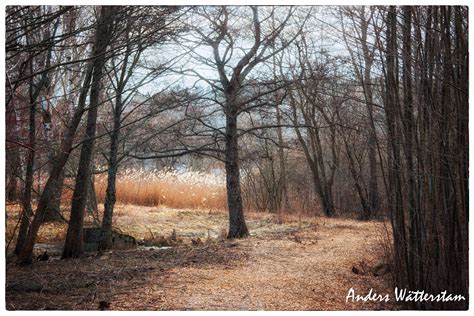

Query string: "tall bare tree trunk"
[[14, 61, 37, 255], [385, 5, 410, 293], [225, 103, 249, 238], [272, 14, 288, 216], [99, 95, 121, 250], [16, 59, 94, 264], [401, 7, 422, 301], [275, 102, 288, 214], [365, 80, 379, 219], [287, 89, 335, 217], [62, 6, 115, 259], [15, 19, 57, 254]]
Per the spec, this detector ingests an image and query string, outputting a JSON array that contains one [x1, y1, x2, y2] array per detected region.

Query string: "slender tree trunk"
[[302, 134, 334, 217], [453, 7, 469, 307], [62, 112, 98, 258], [17, 52, 95, 265], [86, 175, 99, 220], [361, 19, 379, 218], [365, 93, 379, 218], [342, 137, 370, 219], [6, 149, 20, 201], [272, 14, 288, 214], [385, 5, 410, 294], [14, 23, 56, 254], [288, 90, 335, 217], [341, 7, 380, 218], [99, 20, 140, 249], [14, 67, 37, 255], [99, 144, 118, 250], [5, 102, 21, 202], [275, 104, 288, 214], [62, 6, 115, 259], [311, 126, 335, 217], [99, 97, 122, 251], [401, 6, 422, 299]]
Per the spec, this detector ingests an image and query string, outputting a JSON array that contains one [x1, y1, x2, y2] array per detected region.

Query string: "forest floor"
[[5, 206, 396, 310]]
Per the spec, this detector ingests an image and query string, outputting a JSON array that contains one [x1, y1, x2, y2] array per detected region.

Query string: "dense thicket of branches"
[[5, 5, 468, 310], [384, 6, 468, 309]]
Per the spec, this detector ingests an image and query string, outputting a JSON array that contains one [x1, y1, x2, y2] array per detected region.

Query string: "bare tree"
[[62, 6, 118, 258], [340, 6, 381, 218], [16, 7, 103, 264], [11, 7, 58, 254], [179, 6, 308, 237], [98, 6, 181, 250], [284, 39, 340, 217]]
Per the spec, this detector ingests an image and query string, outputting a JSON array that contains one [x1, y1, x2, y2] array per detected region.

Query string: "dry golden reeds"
[[95, 168, 227, 210]]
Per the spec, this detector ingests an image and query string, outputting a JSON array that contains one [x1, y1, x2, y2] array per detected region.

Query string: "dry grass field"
[[95, 169, 227, 210], [6, 205, 395, 310], [5, 169, 395, 310]]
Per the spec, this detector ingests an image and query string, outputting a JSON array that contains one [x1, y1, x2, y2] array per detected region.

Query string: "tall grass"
[[95, 168, 227, 210]]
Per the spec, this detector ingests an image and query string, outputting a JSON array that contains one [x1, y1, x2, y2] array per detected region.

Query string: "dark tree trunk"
[[225, 111, 249, 239], [99, 149, 118, 250], [99, 23, 138, 250], [385, 5, 410, 293], [401, 6, 422, 297], [14, 68, 37, 255], [99, 98, 121, 251], [361, 16, 379, 219], [5, 65, 22, 203], [62, 115, 97, 258], [6, 150, 20, 201], [314, 128, 336, 217], [6, 176, 18, 202], [319, 190, 335, 217], [275, 98, 288, 214], [287, 90, 335, 217], [342, 137, 370, 220], [301, 136, 334, 218], [14, 29, 56, 254], [86, 175, 99, 221], [367, 134, 378, 217], [43, 170, 65, 222], [203, 6, 297, 237], [62, 6, 115, 259], [17, 53, 95, 265]]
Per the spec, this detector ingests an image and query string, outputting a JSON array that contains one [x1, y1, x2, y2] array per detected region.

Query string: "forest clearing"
[[4, 4, 468, 311], [6, 205, 394, 310]]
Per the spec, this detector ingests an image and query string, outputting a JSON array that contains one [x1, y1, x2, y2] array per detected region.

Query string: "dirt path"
[[143, 218, 395, 310], [6, 216, 395, 310]]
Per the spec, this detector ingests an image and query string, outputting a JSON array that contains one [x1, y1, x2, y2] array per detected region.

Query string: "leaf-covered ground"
[[6, 208, 396, 310]]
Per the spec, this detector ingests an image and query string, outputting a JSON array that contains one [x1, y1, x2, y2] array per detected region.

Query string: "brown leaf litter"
[[6, 209, 396, 311]]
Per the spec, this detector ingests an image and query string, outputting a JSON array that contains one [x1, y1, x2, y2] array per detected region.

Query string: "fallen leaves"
[[6, 211, 396, 311]]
